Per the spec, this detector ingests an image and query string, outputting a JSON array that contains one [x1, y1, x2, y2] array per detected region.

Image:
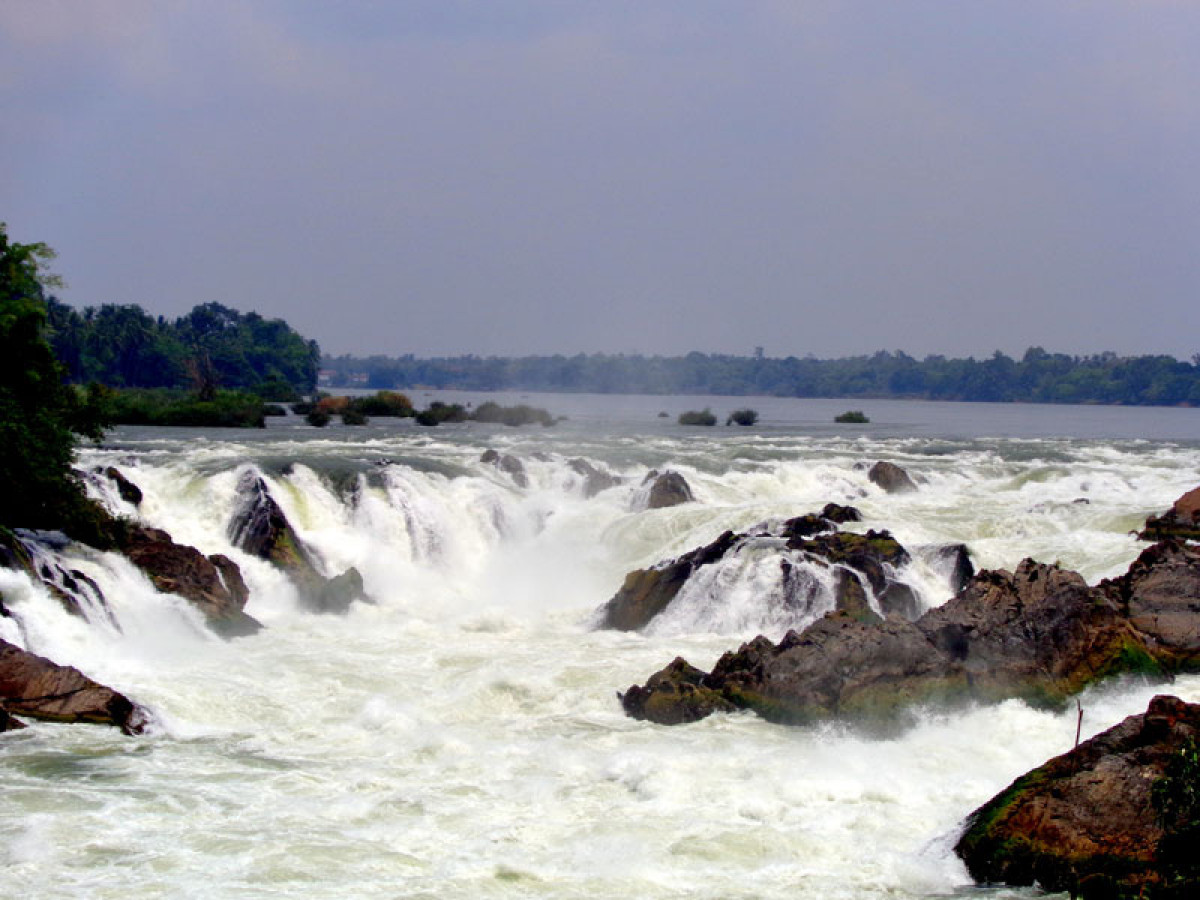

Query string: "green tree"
[[0, 224, 111, 540]]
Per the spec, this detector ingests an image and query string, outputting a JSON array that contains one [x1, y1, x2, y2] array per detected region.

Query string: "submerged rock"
[[1140, 485, 1200, 542], [620, 542, 1200, 728], [0, 639, 146, 733], [567, 458, 622, 498], [480, 449, 528, 488], [641, 470, 694, 510], [227, 472, 366, 615], [102, 466, 143, 506], [868, 461, 917, 494], [119, 525, 262, 637], [956, 694, 1200, 899]]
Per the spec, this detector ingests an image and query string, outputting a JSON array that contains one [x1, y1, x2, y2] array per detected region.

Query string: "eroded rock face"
[[1140, 485, 1200, 542], [0, 639, 145, 733], [597, 506, 929, 633], [868, 461, 917, 493], [568, 459, 622, 498], [119, 525, 261, 637], [227, 472, 366, 615], [480, 449, 528, 488], [620, 546, 1197, 729], [956, 694, 1200, 899]]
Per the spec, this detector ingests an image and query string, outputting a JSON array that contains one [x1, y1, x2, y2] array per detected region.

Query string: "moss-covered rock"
[[956, 695, 1200, 899]]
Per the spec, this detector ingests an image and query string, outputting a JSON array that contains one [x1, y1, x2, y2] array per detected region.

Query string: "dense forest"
[[320, 349, 1200, 407], [46, 300, 320, 396]]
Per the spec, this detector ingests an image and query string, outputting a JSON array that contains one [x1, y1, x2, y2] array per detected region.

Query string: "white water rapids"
[[2, 395, 1199, 899]]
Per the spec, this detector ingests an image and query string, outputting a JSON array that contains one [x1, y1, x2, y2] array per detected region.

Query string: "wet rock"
[[868, 461, 917, 494], [1140, 485, 1200, 542], [618, 657, 737, 725], [1102, 540, 1200, 667], [620, 546, 1195, 728], [642, 470, 694, 509], [598, 511, 921, 633], [567, 458, 622, 498], [119, 525, 262, 637], [0, 704, 27, 731], [0, 639, 145, 733], [956, 694, 1200, 899], [227, 472, 367, 615], [925, 543, 976, 595], [598, 530, 739, 631], [779, 504, 861, 540], [480, 449, 528, 488], [103, 466, 143, 506]]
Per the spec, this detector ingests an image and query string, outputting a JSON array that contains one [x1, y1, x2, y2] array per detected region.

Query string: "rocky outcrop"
[[956, 694, 1200, 899], [0, 639, 145, 733], [642, 470, 694, 509], [119, 525, 261, 637], [227, 472, 366, 614], [1, 529, 113, 622], [568, 458, 622, 498], [620, 542, 1200, 728], [597, 505, 929, 632], [1140, 486, 1200, 542], [480, 449, 528, 488], [868, 461, 917, 493]]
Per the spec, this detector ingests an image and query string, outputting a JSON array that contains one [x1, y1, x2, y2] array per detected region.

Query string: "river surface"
[[2, 393, 1199, 898]]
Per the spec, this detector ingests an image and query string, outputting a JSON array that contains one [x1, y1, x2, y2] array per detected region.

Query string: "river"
[[2, 393, 1198, 898]]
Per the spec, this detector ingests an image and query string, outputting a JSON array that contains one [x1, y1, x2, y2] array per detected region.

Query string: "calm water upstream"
[[2, 394, 1199, 898]]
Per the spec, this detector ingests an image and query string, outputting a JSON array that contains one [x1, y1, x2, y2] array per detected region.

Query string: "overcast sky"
[[2, 2, 1197, 360]]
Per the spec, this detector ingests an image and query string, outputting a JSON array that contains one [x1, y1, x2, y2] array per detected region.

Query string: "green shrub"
[[834, 410, 870, 423], [351, 391, 414, 417], [726, 408, 758, 426], [340, 408, 368, 426], [263, 403, 288, 416], [105, 388, 266, 428], [678, 408, 717, 426], [306, 409, 331, 427], [471, 401, 554, 427]]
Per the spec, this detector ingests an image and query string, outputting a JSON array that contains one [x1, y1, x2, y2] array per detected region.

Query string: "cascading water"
[[3, 396, 1200, 899]]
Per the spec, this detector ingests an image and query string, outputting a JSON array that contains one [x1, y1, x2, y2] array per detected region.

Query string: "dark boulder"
[[567, 458, 622, 498], [0, 639, 146, 733], [642, 470, 694, 509], [868, 461, 917, 494], [956, 694, 1200, 899], [0, 704, 27, 731], [480, 449, 528, 488], [103, 466, 143, 506], [924, 543, 976, 595], [598, 530, 739, 631], [227, 472, 366, 615], [1140, 486, 1200, 542], [119, 525, 262, 637], [620, 545, 1196, 728]]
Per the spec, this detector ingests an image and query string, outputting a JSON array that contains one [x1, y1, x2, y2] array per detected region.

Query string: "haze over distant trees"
[[47, 300, 320, 396], [320, 349, 1200, 407]]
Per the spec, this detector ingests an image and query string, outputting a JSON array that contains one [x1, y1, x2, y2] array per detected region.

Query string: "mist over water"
[[3, 395, 1199, 898]]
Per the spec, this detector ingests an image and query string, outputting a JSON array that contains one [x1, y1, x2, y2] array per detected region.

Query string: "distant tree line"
[[46, 300, 320, 397], [320, 349, 1200, 407]]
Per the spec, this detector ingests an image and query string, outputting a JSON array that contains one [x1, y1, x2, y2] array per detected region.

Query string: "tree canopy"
[[0, 224, 109, 538], [320, 347, 1200, 407], [47, 299, 320, 396]]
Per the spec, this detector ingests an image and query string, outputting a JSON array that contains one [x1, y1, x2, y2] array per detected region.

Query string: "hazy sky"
[[2, 2, 1198, 359]]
